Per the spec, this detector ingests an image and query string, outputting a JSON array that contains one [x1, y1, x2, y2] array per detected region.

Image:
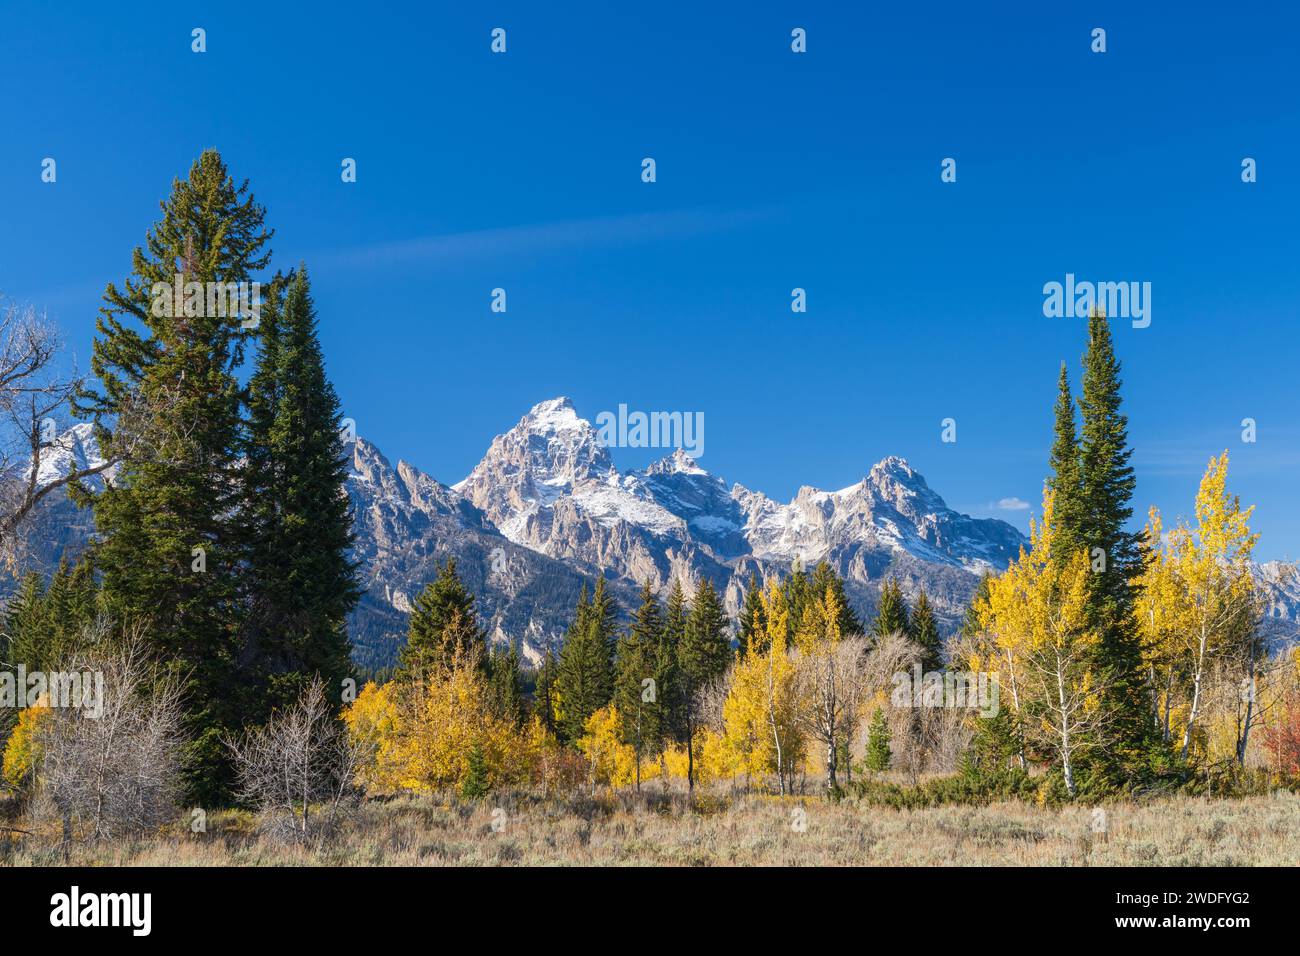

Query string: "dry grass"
[[5, 785, 1299, 867]]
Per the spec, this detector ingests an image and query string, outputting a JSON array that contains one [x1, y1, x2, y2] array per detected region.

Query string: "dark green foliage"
[[243, 267, 359, 716], [461, 744, 490, 800], [399, 558, 487, 677], [1047, 362, 1084, 556], [488, 643, 524, 725], [1076, 313, 1155, 765], [959, 573, 992, 643], [737, 572, 765, 657], [865, 707, 892, 772], [783, 563, 812, 635], [0, 560, 101, 740], [809, 561, 864, 636], [72, 150, 273, 803], [909, 589, 943, 672], [555, 578, 618, 743], [680, 579, 731, 692], [532, 648, 559, 735], [964, 704, 1024, 775], [614, 581, 665, 778], [871, 577, 910, 639], [853, 766, 1038, 809], [676, 578, 732, 790]]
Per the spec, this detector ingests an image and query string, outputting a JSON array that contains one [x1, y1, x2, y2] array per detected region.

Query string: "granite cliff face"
[[19, 402, 1299, 667]]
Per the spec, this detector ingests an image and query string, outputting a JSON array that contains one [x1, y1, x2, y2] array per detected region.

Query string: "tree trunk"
[[1236, 645, 1258, 767], [1181, 627, 1209, 759], [685, 711, 695, 793]]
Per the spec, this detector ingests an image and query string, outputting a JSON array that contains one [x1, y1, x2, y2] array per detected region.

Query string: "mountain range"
[[13, 398, 1300, 668]]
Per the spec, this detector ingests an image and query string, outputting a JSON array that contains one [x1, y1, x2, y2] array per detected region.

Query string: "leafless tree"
[[226, 677, 362, 843], [34, 627, 186, 842], [793, 635, 870, 795], [0, 298, 181, 568]]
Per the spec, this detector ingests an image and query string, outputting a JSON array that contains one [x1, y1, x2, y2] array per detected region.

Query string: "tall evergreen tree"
[[487, 643, 524, 726], [909, 589, 943, 672], [532, 647, 559, 735], [614, 581, 665, 787], [555, 578, 618, 743], [1077, 310, 1152, 763], [1047, 362, 1085, 557], [810, 561, 864, 636], [679, 578, 731, 791], [871, 577, 910, 639], [243, 267, 359, 713], [74, 149, 271, 802], [737, 572, 766, 657], [399, 558, 486, 677], [783, 562, 812, 633]]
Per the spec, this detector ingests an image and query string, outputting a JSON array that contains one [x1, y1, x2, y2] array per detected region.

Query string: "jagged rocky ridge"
[[13, 405, 1300, 668]]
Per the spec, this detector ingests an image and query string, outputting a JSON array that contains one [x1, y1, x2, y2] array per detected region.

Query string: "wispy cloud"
[[994, 496, 1032, 511], [311, 206, 775, 271]]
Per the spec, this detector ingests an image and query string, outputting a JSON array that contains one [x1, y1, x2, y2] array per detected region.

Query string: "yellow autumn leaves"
[[343, 651, 552, 795]]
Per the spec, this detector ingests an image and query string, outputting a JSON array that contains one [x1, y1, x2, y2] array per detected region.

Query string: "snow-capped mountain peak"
[[26, 422, 112, 490]]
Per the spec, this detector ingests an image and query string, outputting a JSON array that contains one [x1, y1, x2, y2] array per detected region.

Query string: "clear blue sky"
[[2, 2, 1298, 559]]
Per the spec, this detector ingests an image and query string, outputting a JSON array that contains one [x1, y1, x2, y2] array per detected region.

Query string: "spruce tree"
[[73, 149, 270, 802], [532, 647, 559, 735], [678, 578, 731, 790], [461, 744, 490, 800], [865, 708, 891, 772], [810, 561, 864, 636], [555, 578, 617, 743], [783, 563, 812, 633], [614, 581, 664, 787], [399, 558, 486, 677], [488, 643, 524, 725], [1047, 362, 1085, 557], [243, 267, 359, 713], [871, 577, 910, 639], [909, 589, 943, 672], [737, 572, 765, 657], [1077, 310, 1152, 765]]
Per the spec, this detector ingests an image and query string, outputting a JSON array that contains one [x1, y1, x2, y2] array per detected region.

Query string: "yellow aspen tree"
[[722, 580, 802, 792], [981, 488, 1105, 796], [1171, 452, 1259, 761], [1134, 507, 1189, 744]]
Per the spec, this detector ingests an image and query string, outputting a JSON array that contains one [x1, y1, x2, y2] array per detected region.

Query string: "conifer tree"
[[461, 743, 490, 800], [74, 149, 271, 803], [1047, 362, 1084, 556], [399, 558, 486, 677], [810, 561, 864, 636], [660, 578, 689, 745], [532, 647, 559, 735], [865, 707, 891, 772], [679, 578, 731, 790], [909, 589, 943, 672], [488, 643, 525, 726], [1077, 310, 1152, 762], [871, 577, 910, 639], [783, 562, 812, 633], [614, 581, 664, 787], [737, 572, 766, 657], [556, 578, 618, 743], [243, 267, 359, 713]]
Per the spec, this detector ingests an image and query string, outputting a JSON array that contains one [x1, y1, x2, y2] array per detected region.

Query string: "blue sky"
[[2, 2, 1298, 558]]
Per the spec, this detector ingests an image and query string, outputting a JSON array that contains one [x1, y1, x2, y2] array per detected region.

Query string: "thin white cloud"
[[312, 206, 775, 270], [995, 496, 1031, 511]]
